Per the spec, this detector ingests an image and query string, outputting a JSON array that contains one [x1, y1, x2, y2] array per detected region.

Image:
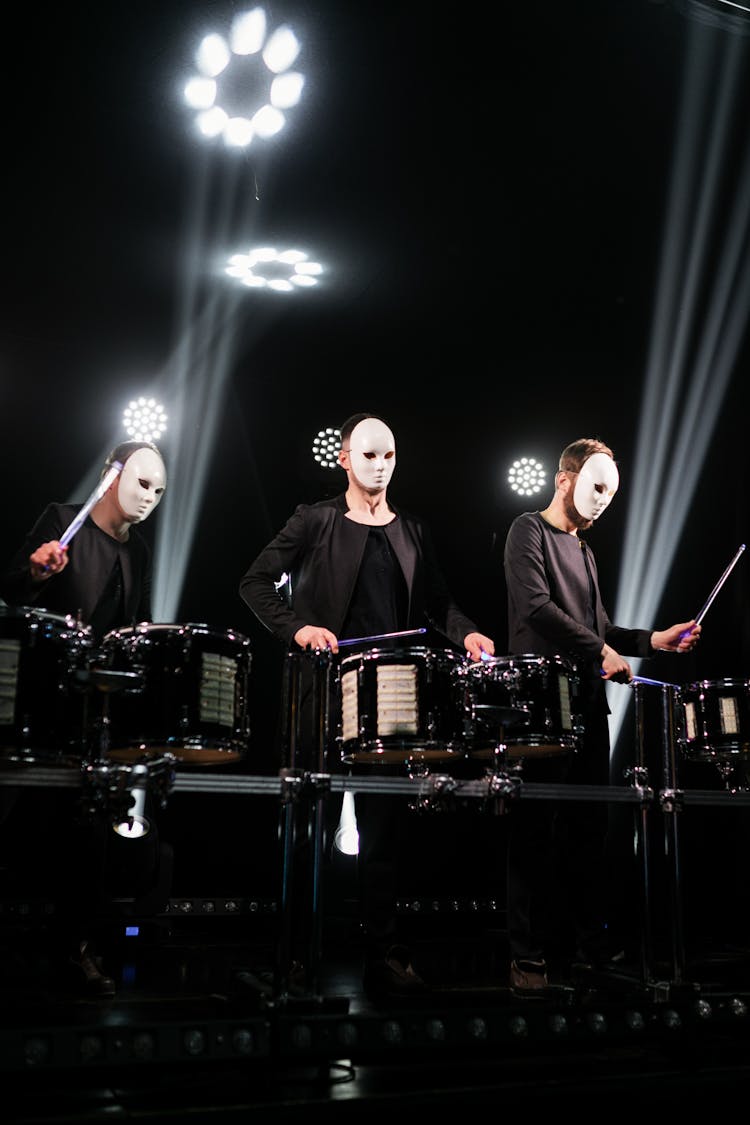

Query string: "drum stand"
[[629, 678, 699, 998], [478, 727, 524, 816], [654, 680, 689, 988], [74, 663, 176, 831], [275, 649, 345, 1009]]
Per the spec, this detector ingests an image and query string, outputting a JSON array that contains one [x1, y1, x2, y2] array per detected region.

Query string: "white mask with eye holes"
[[344, 418, 396, 491], [573, 452, 619, 521], [116, 448, 167, 523]]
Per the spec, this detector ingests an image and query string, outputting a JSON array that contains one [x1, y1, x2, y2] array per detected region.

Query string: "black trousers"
[[506, 704, 612, 965], [279, 649, 415, 964]]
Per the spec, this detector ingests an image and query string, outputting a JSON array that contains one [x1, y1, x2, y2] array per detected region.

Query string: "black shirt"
[[340, 522, 408, 643]]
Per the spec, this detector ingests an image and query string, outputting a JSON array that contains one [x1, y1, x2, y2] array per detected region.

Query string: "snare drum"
[[459, 653, 581, 759], [0, 605, 94, 766], [97, 623, 252, 765], [337, 646, 465, 765], [678, 678, 750, 762]]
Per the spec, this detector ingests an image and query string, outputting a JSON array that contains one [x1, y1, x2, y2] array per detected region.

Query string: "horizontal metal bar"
[[1, 768, 748, 807]]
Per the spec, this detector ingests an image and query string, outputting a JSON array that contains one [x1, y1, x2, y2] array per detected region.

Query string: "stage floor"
[[4, 909, 750, 1122], [3, 763, 750, 1118]]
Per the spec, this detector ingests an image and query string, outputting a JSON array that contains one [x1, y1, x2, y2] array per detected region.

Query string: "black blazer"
[[239, 493, 478, 650], [0, 502, 153, 629]]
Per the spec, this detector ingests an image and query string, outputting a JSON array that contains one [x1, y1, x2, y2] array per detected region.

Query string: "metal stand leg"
[[276, 777, 298, 1001], [626, 682, 656, 986], [274, 650, 340, 1007], [659, 682, 688, 986], [304, 651, 332, 998], [274, 653, 301, 1000]]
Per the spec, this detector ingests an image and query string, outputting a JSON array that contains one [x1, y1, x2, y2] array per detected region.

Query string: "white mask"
[[343, 418, 396, 491], [573, 451, 619, 521], [116, 448, 166, 522]]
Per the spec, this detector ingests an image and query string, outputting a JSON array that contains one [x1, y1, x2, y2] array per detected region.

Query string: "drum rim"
[[465, 652, 577, 671], [682, 678, 750, 692], [103, 621, 251, 645], [340, 644, 462, 664], [0, 604, 90, 632]]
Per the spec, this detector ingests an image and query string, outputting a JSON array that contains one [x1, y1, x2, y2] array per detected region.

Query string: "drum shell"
[[678, 678, 750, 761], [98, 623, 252, 765], [336, 645, 465, 765], [0, 605, 94, 766], [458, 653, 581, 759]]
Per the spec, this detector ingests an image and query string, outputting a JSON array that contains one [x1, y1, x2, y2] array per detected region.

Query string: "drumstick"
[[679, 542, 746, 640], [59, 461, 124, 548], [630, 675, 679, 689], [338, 627, 427, 648], [693, 543, 746, 625]]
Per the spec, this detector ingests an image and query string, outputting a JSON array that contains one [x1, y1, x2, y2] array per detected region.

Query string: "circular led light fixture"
[[123, 398, 168, 443], [226, 247, 323, 291], [507, 457, 546, 497], [312, 427, 341, 468], [184, 7, 305, 148]]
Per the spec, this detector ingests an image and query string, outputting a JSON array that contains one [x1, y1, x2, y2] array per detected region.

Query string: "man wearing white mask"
[[240, 412, 495, 999], [0, 440, 167, 998], [503, 437, 700, 996], [1, 440, 166, 639]]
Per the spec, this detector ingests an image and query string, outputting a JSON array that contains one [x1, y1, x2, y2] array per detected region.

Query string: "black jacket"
[[239, 493, 478, 650], [0, 502, 153, 630], [504, 511, 653, 667]]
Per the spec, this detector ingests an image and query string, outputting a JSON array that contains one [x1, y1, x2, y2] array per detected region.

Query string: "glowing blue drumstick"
[[692, 543, 746, 627], [338, 627, 427, 648], [677, 543, 746, 642], [630, 676, 679, 688], [59, 460, 124, 547]]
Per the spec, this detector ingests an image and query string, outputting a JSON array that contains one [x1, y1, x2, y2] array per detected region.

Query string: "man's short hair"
[[558, 438, 614, 475], [338, 413, 388, 449]]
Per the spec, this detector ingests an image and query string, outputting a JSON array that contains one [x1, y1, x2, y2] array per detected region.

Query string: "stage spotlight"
[[507, 457, 546, 497], [113, 786, 150, 840], [333, 791, 359, 855], [123, 398, 168, 443], [312, 428, 341, 468], [184, 7, 304, 148], [226, 248, 323, 290]]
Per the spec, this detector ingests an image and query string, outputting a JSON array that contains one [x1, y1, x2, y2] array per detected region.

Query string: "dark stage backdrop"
[[2, 2, 750, 912]]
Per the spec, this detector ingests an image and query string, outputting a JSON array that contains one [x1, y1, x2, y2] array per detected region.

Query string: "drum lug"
[[408, 772, 457, 813], [623, 765, 654, 807], [279, 768, 332, 805], [659, 787, 685, 814], [483, 768, 523, 815]]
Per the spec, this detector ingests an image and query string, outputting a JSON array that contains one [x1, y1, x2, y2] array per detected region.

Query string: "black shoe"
[[363, 945, 427, 999], [69, 941, 116, 998], [234, 961, 306, 999], [571, 948, 627, 976], [509, 959, 549, 997]]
